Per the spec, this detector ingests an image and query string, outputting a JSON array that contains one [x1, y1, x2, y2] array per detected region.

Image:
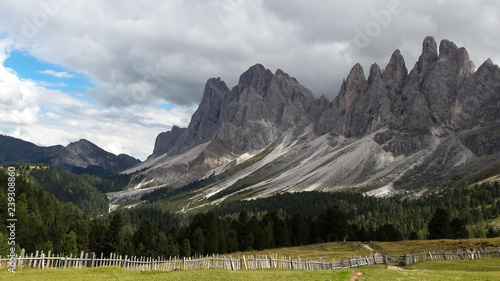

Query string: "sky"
[[0, 0, 499, 160]]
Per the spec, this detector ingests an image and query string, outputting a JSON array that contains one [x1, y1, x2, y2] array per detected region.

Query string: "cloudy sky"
[[0, 0, 499, 160]]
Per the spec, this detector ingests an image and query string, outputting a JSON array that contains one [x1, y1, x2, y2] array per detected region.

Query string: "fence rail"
[[402, 248, 500, 266], [1, 247, 499, 272]]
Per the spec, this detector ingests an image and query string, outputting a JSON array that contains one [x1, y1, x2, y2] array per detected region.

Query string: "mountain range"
[[117, 36, 500, 209], [3, 36, 499, 211], [0, 135, 140, 175]]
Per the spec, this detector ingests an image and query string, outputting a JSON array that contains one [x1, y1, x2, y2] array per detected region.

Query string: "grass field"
[[0, 267, 354, 281], [359, 258, 500, 281], [231, 241, 372, 260], [2, 259, 500, 281], [230, 237, 500, 260], [2, 238, 500, 280], [368, 237, 500, 255]]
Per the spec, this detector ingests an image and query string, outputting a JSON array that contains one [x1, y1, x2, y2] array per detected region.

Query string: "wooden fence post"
[[79, 251, 84, 269], [47, 250, 51, 269], [17, 249, 25, 270]]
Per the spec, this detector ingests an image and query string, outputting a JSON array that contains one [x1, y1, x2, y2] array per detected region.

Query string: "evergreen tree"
[[180, 238, 191, 257], [103, 212, 124, 255], [134, 219, 157, 257], [290, 214, 310, 246], [450, 218, 469, 239], [226, 229, 239, 253], [156, 232, 170, 257], [272, 212, 291, 247], [316, 207, 350, 242], [88, 220, 108, 253], [191, 227, 205, 256], [61, 231, 78, 256], [428, 208, 452, 239]]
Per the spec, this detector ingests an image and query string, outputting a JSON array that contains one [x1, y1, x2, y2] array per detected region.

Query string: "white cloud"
[[1, 1, 500, 159], [0, 40, 40, 125], [0, 0, 496, 105], [0, 42, 193, 160], [39, 69, 74, 78]]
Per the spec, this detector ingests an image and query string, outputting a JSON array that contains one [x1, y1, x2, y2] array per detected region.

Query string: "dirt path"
[[361, 243, 375, 257], [347, 271, 364, 281], [387, 265, 404, 270], [356, 242, 375, 258]]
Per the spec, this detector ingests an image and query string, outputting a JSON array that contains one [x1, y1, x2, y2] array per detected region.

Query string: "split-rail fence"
[[1, 247, 499, 272]]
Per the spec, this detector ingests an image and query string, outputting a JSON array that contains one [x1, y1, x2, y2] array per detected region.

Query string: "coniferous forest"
[[1, 166, 499, 259]]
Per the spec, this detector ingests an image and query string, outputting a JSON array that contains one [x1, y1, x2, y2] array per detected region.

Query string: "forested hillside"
[[15, 165, 129, 216], [1, 167, 499, 259]]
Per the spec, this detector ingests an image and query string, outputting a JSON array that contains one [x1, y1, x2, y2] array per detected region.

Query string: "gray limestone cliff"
[[141, 36, 500, 197]]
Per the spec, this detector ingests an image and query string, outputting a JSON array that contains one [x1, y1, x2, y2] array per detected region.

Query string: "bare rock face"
[[412, 36, 439, 79], [51, 139, 140, 174], [141, 36, 500, 199], [382, 49, 407, 89], [452, 59, 500, 128], [150, 64, 317, 158], [151, 36, 500, 162], [150, 126, 186, 159]]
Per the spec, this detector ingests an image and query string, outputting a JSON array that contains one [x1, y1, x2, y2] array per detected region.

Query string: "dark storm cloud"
[[1, 0, 499, 106]]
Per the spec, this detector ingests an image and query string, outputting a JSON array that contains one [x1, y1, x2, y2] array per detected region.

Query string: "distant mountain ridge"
[[120, 36, 500, 211], [0, 135, 140, 174], [117, 36, 500, 210]]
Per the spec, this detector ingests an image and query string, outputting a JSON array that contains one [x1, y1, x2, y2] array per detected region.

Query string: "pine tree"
[[428, 208, 452, 239], [180, 238, 191, 257], [191, 227, 205, 256], [134, 219, 157, 257], [226, 229, 239, 253], [61, 231, 78, 256]]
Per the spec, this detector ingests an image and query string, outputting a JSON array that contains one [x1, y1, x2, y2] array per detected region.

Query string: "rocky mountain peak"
[[438, 40, 475, 71], [367, 63, 382, 84], [382, 49, 407, 88], [151, 125, 187, 158], [438, 39, 458, 58], [67, 139, 99, 152], [237, 63, 274, 93], [130, 36, 500, 204], [415, 36, 439, 75], [477, 58, 499, 75], [484, 58, 494, 66], [337, 63, 367, 112]]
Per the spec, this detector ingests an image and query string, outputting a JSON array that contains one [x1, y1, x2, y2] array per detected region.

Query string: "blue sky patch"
[[156, 102, 175, 111], [4, 49, 95, 95]]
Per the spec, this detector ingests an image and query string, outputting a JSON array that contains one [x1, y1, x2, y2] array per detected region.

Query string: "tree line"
[[1, 167, 499, 259]]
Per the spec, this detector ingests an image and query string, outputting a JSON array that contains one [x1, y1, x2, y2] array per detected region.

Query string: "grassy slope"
[[3, 239, 500, 280], [0, 267, 353, 281], [229, 238, 500, 260], [230, 242, 371, 260], [3, 259, 500, 281], [359, 259, 500, 281], [368, 237, 500, 255]]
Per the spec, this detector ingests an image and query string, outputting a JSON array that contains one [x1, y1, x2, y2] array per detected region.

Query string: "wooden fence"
[[401, 247, 500, 266], [0, 249, 383, 272], [1, 247, 499, 272]]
